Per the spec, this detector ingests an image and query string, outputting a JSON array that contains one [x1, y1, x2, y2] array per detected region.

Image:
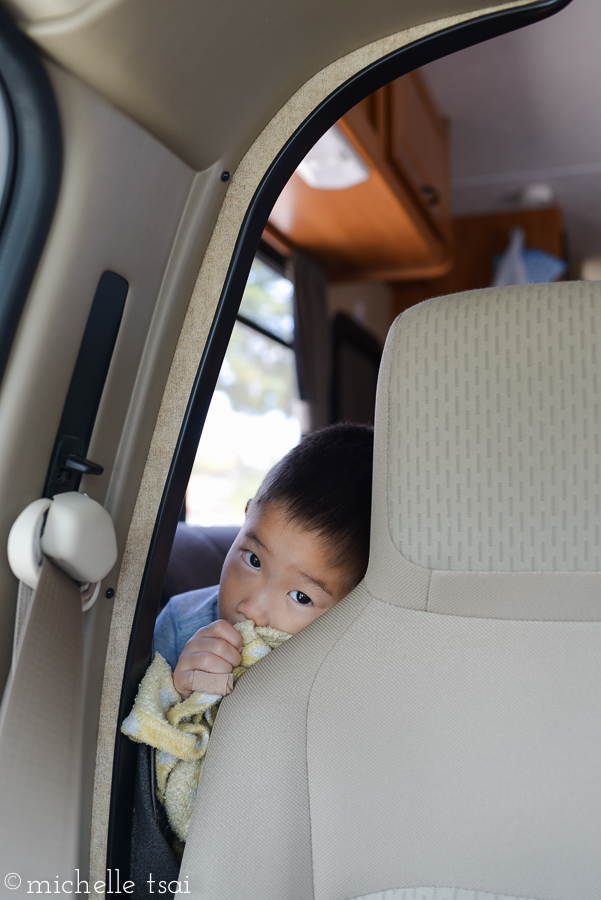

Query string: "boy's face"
[[218, 500, 351, 635]]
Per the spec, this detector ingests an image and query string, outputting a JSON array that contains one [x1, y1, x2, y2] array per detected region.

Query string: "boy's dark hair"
[[255, 422, 374, 589]]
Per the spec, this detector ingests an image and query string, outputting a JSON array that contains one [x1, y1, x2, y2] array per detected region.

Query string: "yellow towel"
[[121, 619, 291, 841]]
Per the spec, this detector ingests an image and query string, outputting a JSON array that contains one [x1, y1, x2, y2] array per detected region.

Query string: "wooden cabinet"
[[388, 72, 450, 237], [266, 71, 453, 281]]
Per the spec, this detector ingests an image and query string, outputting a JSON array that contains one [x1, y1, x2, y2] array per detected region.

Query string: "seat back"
[[182, 282, 601, 900], [160, 523, 238, 609]]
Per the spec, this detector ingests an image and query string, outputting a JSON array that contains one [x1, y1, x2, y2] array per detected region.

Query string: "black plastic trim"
[[108, 0, 572, 875], [0, 8, 62, 388], [43, 271, 129, 497]]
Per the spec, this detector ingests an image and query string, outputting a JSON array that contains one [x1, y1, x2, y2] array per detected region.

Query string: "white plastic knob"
[[7, 492, 117, 590], [41, 492, 117, 583], [7, 498, 52, 590]]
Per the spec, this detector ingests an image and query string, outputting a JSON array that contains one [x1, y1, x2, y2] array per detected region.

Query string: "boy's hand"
[[173, 619, 243, 699]]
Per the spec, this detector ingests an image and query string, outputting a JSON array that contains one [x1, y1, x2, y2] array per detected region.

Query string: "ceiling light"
[[296, 125, 369, 190], [518, 182, 556, 207]]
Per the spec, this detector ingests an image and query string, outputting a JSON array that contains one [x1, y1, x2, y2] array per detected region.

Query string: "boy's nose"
[[237, 590, 271, 627]]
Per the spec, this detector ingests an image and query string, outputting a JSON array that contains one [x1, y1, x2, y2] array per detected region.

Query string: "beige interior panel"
[[0, 63, 228, 874], [15, 0, 530, 171], [0, 61, 191, 643], [3, 0, 88, 18]]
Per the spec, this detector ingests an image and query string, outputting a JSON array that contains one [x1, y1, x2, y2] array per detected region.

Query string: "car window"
[[186, 253, 300, 526]]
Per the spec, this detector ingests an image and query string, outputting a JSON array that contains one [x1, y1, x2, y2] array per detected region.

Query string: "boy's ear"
[[244, 498, 253, 516]]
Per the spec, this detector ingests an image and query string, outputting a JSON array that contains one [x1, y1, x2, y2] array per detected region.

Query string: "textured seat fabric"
[[181, 282, 601, 900]]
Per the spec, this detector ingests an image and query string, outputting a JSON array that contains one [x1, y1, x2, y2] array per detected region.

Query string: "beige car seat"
[[182, 282, 601, 900]]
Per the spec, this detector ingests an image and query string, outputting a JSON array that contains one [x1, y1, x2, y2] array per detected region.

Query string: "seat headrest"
[[366, 282, 601, 620]]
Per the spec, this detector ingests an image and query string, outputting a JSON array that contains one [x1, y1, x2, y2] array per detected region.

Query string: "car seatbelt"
[[0, 557, 83, 885]]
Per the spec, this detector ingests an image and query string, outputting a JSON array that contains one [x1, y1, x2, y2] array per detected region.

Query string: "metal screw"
[[106, 588, 115, 599], [221, 171, 230, 182]]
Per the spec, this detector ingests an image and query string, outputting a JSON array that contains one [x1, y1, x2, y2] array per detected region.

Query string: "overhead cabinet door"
[[388, 71, 451, 236]]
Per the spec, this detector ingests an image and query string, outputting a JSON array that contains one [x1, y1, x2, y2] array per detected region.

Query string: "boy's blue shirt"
[[154, 585, 219, 671]]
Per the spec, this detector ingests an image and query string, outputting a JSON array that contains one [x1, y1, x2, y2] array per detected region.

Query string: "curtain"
[[288, 250, 330, 432]]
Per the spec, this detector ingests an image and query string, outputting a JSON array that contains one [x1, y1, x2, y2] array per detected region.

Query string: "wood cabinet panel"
[[389, 73, 450, 234], [268, 168, 444, 281], [266, 70, 453, 281], [355, 89, 388, 153]]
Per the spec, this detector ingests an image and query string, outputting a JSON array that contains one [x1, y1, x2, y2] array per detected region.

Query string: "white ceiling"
[[422, 0, 601, 266]]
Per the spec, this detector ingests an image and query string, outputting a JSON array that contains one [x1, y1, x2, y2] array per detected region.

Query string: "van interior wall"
[[391, 205, 564, 315], [0, 60, 228, 873], [328, 280, 394, 346]]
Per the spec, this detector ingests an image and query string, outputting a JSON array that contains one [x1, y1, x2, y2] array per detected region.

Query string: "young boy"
[[122, 423, 374, 850], [154, 422, 374, 699]]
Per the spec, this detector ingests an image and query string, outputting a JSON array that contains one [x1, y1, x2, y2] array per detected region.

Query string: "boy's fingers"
[[173, 645, 239, 694], [173, 620, 243, 697], [211, 636, 242, 666], [174, 671, 193, 699], [174, 652, 234, 697], [182, 636, 241, 669], [174, 668, 234, 699], [184, 619, 243, 653], [209, 618, 244, 650], [188, 643, 240, 671]]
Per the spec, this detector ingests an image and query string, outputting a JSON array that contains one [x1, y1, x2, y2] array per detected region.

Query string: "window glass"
[[238, 256, 294, 343], [186, 260, 300, 526]]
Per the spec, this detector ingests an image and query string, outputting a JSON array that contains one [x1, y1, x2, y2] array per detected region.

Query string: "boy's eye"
[[243, 550, 261, 569], [289, 590, 313, 606]]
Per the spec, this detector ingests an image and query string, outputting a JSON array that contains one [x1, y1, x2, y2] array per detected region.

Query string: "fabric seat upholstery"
[[181, 282, 601, 900]]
